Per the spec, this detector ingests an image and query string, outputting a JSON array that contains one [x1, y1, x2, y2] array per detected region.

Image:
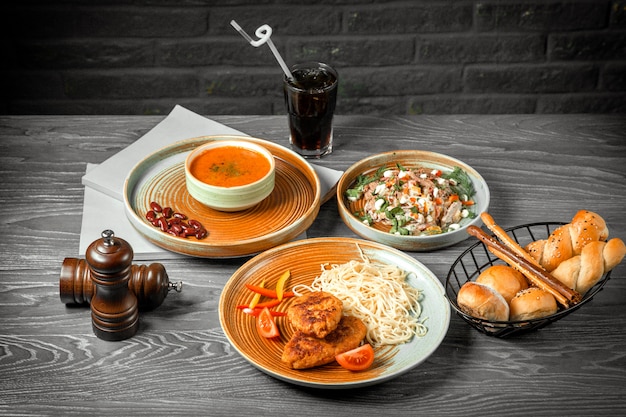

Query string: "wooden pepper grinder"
[[129, 263, 182, 311], [59, 258, 182, 310], [86, 229, 138, 341]]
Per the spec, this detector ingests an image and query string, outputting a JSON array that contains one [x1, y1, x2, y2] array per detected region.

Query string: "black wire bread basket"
[[445, 222, 613, 338]]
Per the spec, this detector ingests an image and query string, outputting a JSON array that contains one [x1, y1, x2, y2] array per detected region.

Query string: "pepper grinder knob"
[[102, 229, 115, 246], [169, 281, 183, 293], [86, 230, 138, 341]]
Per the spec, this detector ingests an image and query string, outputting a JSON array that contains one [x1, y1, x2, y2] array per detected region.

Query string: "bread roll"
[[476, 265, 529, 304], [551, 238, 626, 296], [526, 224, 572, 272], [575, 240, 606, 296], [457, 282, 509, 322], [525, 210, 609, 272], [550, 256, 580, 290], [603, 237, 626, 272], [569, 210, 609, 252], [509, 287, 558, 321]]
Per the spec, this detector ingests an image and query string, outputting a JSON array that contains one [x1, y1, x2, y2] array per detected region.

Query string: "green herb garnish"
[[442, 166, 475, 199], [345, 166, 389, 199]]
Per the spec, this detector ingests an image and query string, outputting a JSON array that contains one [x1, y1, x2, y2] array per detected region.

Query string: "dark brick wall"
[[3, 0, 625, 115]]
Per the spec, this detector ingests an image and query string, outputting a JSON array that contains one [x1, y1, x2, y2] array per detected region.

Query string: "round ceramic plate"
[[219, 237, 450, 389], [124, 135, 321, 258], [337, 150, 490, 251]]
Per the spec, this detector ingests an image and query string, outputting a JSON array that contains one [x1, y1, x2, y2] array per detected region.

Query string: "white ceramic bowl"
[[337, 150, 490, 251], [185, 140, 275, 212]]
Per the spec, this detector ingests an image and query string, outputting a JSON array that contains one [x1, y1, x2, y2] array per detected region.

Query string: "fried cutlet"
[[287, 291, 343, 338], [281, 315, 367, 369]]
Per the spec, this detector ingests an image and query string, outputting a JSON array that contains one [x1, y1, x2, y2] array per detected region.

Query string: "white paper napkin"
[[82, 105, 246, 201], [78, 105, 343, 260], [79, 163, 179, 259]]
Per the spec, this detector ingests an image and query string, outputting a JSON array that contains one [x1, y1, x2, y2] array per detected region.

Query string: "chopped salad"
[[345, 165, 477, 236]]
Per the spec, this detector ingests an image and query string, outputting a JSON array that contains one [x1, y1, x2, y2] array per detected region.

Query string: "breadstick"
[[467, 226, 582, 307], [481, 212, 543, 269], [486, 246, 571, 307]]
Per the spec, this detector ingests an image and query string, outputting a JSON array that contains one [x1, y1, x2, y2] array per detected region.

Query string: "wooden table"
[[1, 114, 625, 416]]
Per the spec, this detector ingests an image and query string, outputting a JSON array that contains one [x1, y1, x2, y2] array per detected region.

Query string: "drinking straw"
[[230, 20, 294, 81]]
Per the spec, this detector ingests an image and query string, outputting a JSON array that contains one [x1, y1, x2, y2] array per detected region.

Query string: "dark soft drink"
[[284, 63, 338, 158]]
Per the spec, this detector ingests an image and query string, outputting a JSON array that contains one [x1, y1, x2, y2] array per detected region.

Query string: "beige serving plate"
[[219, 237, 450, 389], [124, 135, 321, 258], [337, 150, 490, 251]]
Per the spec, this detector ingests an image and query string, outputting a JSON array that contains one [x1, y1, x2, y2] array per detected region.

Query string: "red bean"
[[195, 228, 208, 239], [146, 202, 206, 240], [158, 217, 168, 232], [150, 201, 162, 213], [188, 219, 202, 229]]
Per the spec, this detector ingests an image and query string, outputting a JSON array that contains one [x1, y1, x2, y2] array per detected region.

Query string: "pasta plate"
[[218, 237, 450, 388]]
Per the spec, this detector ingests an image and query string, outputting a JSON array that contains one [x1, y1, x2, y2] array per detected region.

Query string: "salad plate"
[[337, 150, 490, 251], [218, 237, 450, 389]]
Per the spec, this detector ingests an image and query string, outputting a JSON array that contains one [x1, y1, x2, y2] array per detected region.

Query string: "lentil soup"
[[189, 146, 272, 187]]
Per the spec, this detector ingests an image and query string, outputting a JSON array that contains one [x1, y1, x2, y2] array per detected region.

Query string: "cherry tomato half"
[[256, 307, 280, 338], [335, 344, 375, 371]]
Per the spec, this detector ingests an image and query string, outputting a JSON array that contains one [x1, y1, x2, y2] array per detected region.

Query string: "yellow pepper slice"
[[249, 279, 265, 309], [275, 270, 291, 301]]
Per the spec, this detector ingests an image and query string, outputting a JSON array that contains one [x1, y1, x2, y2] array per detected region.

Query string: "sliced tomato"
[[335, 344, 375, 371], [256, 307, 280, 338]]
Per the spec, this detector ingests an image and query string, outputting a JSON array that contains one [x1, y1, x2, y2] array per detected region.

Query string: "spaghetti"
[[292, 248, 427, 347]]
